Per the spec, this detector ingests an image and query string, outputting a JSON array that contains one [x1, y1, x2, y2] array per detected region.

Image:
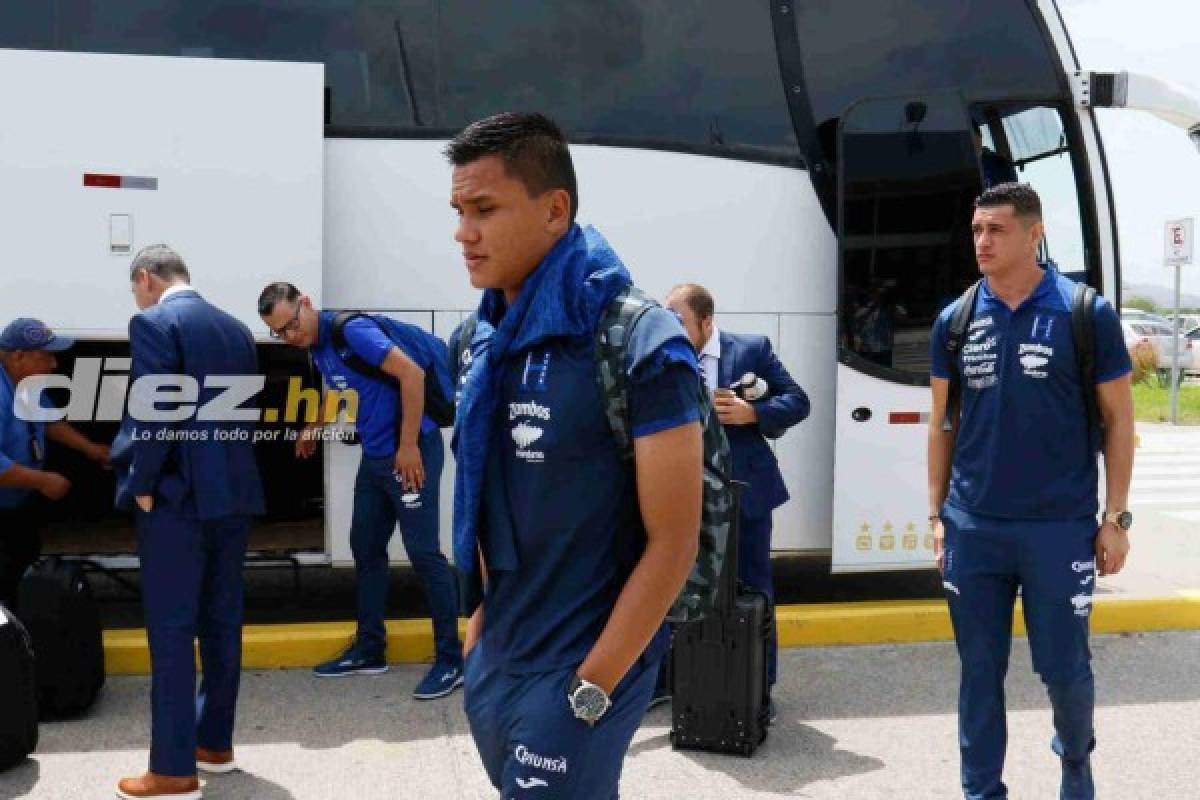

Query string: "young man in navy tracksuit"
[[447, 112, 703, 799], [258, 282, 462, 699], [928, 183, 1135, 800]]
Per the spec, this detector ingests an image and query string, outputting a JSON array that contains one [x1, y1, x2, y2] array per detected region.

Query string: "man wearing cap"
[[112, 244, 264, 800], [0, 318, 110, 611]]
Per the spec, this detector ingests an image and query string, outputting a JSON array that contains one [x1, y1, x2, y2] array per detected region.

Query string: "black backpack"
[[449, 286, 736, 623], [942, 278, 1099, 443], [330, 312, 456, 427]]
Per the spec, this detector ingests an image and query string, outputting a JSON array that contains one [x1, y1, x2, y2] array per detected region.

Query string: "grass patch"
[[1132, 382, 1200, 424]]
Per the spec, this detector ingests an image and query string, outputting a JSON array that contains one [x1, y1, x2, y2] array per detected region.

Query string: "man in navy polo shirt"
[[258, 283, 462, 699], [928, 183, 1135, 800], [447, 112, 703, 799]]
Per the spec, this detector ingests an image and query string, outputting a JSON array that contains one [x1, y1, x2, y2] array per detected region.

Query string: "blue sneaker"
[[313, 644, 388, 678], [412, 663, 464, 700]]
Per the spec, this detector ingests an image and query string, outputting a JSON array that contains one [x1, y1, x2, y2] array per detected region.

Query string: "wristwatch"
[[1103, 510, 1133, 531], [567, 675, 611, 725]]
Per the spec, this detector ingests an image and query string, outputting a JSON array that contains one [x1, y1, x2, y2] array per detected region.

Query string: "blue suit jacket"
[[717, 331, 809, 519], [112, 289, 265, 520]]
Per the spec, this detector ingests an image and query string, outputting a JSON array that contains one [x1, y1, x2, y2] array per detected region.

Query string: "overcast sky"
[[1059, 0, 1200, 297]]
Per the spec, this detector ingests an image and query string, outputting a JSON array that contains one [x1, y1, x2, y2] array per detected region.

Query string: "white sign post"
[[1165, 218, 1194, 425]]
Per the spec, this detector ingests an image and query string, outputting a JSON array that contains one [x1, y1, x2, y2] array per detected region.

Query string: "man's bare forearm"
[[0, 463, 49, 492], [380, 347, 425, 448], [577, 422, 702, 694], [1098, 377, 1135, 511], [1102, 417, 1134, 511], [928, 425, 953, 515], [577, 537, 696, 694]]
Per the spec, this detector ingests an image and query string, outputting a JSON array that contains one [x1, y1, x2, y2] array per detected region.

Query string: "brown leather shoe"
[[195, 746, 237, 774], [115, 772, 201, 799]]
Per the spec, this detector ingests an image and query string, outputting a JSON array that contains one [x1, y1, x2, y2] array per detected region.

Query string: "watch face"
[[1117, 510, 1133, 530], [571, 685, 609, 721]]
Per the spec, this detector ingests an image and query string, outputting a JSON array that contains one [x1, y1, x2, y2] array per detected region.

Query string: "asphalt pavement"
[[3, 630, 1197, 800]]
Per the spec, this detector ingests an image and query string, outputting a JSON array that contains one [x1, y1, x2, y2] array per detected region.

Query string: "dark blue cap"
[[0, 318, 74, 352]]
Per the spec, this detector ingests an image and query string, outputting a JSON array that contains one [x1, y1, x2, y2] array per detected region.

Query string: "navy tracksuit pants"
[[941, 507, 1097, 800], [137, 508, 249, 777], [350, 430, 461, 666], [464, 641, 660, 799]]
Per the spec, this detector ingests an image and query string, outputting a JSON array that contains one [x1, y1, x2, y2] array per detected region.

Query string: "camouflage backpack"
[[449, 285, 735, 623]]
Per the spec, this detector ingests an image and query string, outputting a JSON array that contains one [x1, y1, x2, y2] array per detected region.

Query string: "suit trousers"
[[137, 506, 250, 776]]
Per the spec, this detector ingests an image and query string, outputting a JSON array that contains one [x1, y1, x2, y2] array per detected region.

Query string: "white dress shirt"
[[699, 325, 721, 391]]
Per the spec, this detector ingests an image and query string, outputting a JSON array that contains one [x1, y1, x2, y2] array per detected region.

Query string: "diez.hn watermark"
[[13, 357, 358, 440]]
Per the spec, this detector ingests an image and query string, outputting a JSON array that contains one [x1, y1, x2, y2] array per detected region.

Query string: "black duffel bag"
[[0, 602, 38, 770], [19, 557, 105, 718]]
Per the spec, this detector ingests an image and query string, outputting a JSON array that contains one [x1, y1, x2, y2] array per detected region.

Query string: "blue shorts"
[[463, 643, 660, 799]]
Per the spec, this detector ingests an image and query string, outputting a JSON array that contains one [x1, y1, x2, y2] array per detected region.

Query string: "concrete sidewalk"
[[4, 631, 1197, 799]]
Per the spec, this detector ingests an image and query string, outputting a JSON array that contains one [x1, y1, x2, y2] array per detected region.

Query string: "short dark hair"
[[258, 282, 301, 316], [443, 112, 579, 224], [669, 283, 715, 321], [975, 182, 1042, 224], [130, 243, 190, 283]]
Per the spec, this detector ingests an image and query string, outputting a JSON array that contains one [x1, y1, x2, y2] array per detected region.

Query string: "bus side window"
[[996, 106, 1091, 284]]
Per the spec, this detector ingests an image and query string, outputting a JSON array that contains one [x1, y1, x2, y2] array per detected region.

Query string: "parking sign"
[[1165, 218, 1194, 265]]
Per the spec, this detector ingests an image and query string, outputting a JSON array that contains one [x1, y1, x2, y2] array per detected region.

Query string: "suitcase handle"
[[718, 481, 748, 616]]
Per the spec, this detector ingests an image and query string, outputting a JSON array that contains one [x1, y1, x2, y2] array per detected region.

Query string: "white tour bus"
[[1, 1, 1197, 575]]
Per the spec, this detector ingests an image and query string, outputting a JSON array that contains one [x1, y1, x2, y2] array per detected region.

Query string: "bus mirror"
[[1190, 125, 1200, 155]]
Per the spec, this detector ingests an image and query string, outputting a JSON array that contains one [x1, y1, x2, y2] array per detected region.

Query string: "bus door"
[[831, 92, 982, 571]]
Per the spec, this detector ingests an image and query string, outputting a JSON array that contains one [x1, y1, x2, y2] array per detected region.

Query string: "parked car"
[[1185, 325, 1200, 371], [1121, 319, 1192, 383], [1120, 308, 1171, 327]]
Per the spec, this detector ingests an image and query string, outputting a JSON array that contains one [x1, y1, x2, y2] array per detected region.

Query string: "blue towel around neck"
[[451, 224, 632, 614]]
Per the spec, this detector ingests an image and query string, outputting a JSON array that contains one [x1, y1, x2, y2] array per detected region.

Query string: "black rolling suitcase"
[[0, 603, 38, 770], [18, 557, 106, 718], [670, 484, 772, 757]]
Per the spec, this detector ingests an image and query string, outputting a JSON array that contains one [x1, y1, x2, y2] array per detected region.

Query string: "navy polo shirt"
[[310, 312, 437, 458], [481, 307, 700, 674], [0, 367, 46, 509], [930, 269, 1130, 520]]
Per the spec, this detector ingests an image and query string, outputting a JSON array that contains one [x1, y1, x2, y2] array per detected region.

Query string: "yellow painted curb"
[[103, 594, 1200, 675], [775, 593, 1200, 648], [104, 619, 469, 675]]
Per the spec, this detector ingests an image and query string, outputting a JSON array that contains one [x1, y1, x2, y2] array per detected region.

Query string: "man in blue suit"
[[112, 245, 265, 800], [666, 283, 809, 710]]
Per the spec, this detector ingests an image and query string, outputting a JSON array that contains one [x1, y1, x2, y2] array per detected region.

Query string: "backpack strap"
[[594, 286, 658, 460], [941, 279, 983, 433], [448, 312, 480, 396], [1071, 283, 1100, 446], [331, 311, 391, 382]]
